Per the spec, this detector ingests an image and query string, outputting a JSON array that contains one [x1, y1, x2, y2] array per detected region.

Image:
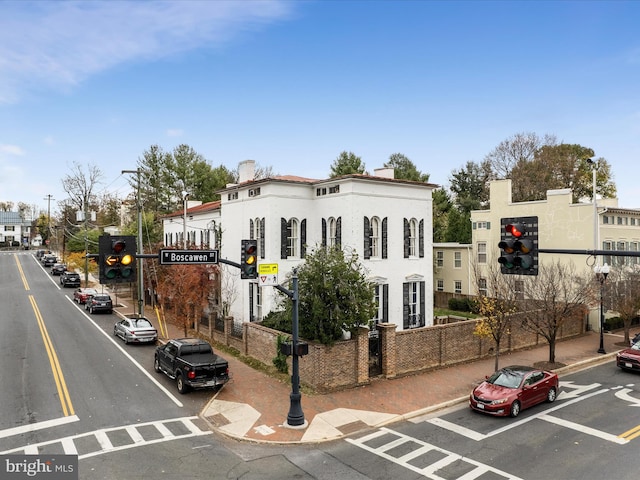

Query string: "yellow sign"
[[258, 263, 278, 274]]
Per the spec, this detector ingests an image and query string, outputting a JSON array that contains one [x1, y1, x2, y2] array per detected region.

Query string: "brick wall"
[[195, 311, 585, 392]]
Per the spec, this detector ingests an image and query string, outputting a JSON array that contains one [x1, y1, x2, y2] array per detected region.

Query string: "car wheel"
[[546, 387, 557, 403], [153, 356, 161, 373], [176, 374, 189, 394], [123, 335, 129, 345], [509, 401, 521, 417]]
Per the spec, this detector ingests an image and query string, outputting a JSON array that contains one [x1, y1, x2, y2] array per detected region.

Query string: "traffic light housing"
[[240, 239, 258, 279], [498, 217, 538, 275], [99, 235, 137, 284]]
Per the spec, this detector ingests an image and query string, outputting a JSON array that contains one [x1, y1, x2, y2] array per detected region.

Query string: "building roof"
[[162, 200, 221, 220], [0, 212, 28, 225]]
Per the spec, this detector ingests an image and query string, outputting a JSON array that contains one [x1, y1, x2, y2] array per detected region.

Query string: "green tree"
[[384, 153, 429, 182], [329, 151, 366, 177], [266, 246, 376, 345], [432, 188, 453, 243], [449, 161, 491, 213], [444, 207, 471, 243], [137, 144, 173, 215], [484, 132, 556, 179]]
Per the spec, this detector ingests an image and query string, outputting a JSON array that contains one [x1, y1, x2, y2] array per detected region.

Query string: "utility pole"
[[84, 193, 89, 287], [44, 194, 54, 249]]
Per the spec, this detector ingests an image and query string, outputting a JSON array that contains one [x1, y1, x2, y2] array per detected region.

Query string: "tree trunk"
[[548, 337, 556, 364], [494, 339, 500, 371]]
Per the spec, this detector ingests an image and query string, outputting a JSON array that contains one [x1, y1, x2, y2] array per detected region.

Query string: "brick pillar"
[[378, 323, 397, 379], [242, 322, 249, 356], [224, 316, 233, 347], [356, 326, 370, 385]]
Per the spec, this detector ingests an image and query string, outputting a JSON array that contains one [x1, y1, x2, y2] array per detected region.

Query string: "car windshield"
[[486, 369, 524, 389], [132, 319, 153, 328]]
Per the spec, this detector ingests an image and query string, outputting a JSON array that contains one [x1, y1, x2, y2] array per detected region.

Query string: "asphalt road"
[[2, 250, 639, 480]]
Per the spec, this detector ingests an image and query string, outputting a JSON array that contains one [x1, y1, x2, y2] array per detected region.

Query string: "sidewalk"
[[116, 302, 625, 445]]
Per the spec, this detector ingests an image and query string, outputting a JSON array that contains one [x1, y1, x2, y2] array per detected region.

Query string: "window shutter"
[[419, 219, 424, 258], [402, 282, 410, 329], [382, 217, 388, 259], [322, 218, 327, 247], [382, 284, 389, 322], [280, 218, 287, 259], [260, 218, 265, 259], [336, 217, 342, 247], [420, 281, 426, 327], [364, 217, 371, 259], [403, 218, 410, 258], [301, 219, 307, 258], [472, 222, 476, 230], [249, 218, 254, 239], [486, 221, 491, 230]]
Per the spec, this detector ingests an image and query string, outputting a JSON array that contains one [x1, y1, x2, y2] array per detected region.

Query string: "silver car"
[[113, 317, 158, 344]]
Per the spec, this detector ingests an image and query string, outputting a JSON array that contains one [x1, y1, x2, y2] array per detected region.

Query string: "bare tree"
[[472, 262, 520, 370], [520, 261, 590, 364], [484, 132, 556, 179], [606, 266, 640, 345], [61, 162, 104, 213]]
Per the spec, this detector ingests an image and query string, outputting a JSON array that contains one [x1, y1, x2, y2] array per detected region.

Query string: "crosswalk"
[[1, 416, 211, 460], [346, 427, 523, 480]]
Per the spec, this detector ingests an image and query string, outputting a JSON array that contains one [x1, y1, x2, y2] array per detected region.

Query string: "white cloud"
[[0, 144, 25, 156], [0, 0, 293, 103], [166, 128, 184, 137]]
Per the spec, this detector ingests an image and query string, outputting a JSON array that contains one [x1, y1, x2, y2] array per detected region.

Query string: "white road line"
[[427, 418, 487, 441], [0, 415, 79, 439], [539, 415, 628, 444]]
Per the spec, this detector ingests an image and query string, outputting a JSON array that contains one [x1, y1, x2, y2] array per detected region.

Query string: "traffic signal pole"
[[538, 248, 640, 257]]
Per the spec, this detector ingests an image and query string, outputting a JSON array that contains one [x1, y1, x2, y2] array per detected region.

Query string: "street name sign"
[[159, 249, 219, 265]]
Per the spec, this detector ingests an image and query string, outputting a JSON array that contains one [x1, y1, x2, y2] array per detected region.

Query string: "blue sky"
[[1, 0, 639, 216]]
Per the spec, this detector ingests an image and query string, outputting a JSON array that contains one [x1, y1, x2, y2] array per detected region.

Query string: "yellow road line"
[[28, 295, 75, 416], [14, 254, 30, 290], [620, 424, 640, 441]]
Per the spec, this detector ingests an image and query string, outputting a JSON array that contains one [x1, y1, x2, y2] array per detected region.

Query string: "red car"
[[73, 287, 98, 305], [469, 365, 559, 417], [617, 342, 640, 371]]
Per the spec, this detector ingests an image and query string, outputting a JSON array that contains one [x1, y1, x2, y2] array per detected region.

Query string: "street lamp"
[[594, 263, 610, 354], [182, 191, 190, 248]]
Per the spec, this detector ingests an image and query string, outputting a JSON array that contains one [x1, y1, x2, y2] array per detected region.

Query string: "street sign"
[[159, 249, 219, 265], [258, 263, 278, 274], [258, 263, 278, 287]]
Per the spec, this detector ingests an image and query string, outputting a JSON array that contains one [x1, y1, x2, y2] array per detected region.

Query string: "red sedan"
[[73, 287, 98, 305], [617, 342, 640, 371], [469, 365, 559, 417]]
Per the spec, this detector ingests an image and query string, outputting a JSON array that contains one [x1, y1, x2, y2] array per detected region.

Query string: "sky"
[[1, 0, 640, 218]]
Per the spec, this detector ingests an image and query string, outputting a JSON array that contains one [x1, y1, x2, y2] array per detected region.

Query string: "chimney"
[[239, 160, 256, 183], [374, 167, 395, 179]]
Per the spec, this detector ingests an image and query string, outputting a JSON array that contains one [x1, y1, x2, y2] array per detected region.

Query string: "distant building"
[[0, 211, 31, 247]]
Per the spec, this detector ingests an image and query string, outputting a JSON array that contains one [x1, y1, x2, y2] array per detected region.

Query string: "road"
[[2, 250, 639, 479]]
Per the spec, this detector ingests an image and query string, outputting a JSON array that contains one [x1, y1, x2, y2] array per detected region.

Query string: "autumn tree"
[[156, 263, 216, 336], [329, 151, 366, 177], [520, 261, 591, 364], [605, 266, 640, 345], [473, 263, 519, 370], [484, 132, 556, 179]]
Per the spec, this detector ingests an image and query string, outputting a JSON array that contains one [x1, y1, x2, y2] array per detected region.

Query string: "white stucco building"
[[164, 160, 437, 331]]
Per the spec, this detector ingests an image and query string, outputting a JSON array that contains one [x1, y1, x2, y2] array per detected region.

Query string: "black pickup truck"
[[154, 338, 229, 394]]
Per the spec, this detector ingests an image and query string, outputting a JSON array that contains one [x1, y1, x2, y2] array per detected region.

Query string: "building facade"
[[164, 161, 436, 331], [0, 212, 31, 247]]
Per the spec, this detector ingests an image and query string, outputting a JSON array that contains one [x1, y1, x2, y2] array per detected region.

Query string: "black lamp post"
[[594, 263, 610, 354]]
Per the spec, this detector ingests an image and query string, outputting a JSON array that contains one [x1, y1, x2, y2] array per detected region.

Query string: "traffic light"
[[498, 217, 538, 275], [99, 235, 137, 284], [240, 239, 258, 279]]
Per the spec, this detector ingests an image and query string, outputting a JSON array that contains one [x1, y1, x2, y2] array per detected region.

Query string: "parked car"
[[60, 272, 81, 288], [51, 263, 67, 275], [114, 317, 158, 344], [617, 342, 640, 371], [154, 338, 229, 394], [73, 287, 98, 304], [85, 293, 113, 314], [469, 365, 559, 417], [42, 255, 57, 267]]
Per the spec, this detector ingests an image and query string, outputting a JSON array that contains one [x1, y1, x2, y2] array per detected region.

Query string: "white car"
[[114, 317, 158, 344]]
